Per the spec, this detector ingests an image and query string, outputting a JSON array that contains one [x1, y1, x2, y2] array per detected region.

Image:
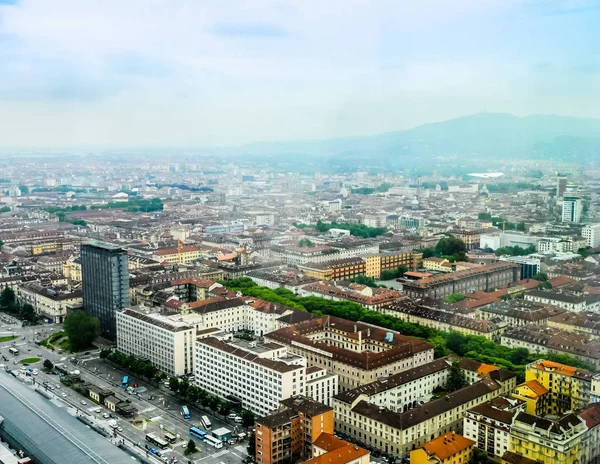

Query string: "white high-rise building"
[[194, 337, 307, 416], [562, 196, 583, 223], [583, 224, 600, 248]]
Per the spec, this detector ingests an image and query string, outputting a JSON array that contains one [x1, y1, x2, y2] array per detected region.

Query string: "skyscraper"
[[556, 173, 567, 197], [81, 240, 130, 341], [562, 196, 583, 223]]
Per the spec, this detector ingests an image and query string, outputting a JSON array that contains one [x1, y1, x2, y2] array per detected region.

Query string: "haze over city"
[[1, 0, 600, 147]]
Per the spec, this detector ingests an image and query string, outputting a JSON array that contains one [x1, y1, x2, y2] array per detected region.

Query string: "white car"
[[103, 413, 110, 419], [93, 408, 102, 413], [80, 400, 87, 405], [61, 392, 67, 398]]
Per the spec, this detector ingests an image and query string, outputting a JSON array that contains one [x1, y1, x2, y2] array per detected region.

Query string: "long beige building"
[[264, 316, 434, 391]]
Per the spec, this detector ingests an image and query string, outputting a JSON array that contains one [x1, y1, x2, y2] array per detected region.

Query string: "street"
[[0, 316, 249, 464]]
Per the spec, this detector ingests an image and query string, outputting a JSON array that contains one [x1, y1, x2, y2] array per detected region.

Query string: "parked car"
[[103, 413, 110, 419], [80, 400, 87, 405]]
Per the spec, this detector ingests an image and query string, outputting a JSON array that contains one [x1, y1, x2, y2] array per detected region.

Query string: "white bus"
[[204, 435, 223, 449], [201, 415, 211, 430], [8, 347, 19, 356]]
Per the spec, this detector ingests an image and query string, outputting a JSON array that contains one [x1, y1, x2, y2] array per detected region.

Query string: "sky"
[[0, 0, 599, 148]]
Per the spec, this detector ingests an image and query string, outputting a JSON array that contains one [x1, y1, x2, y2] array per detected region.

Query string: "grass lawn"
[[19, 357, 41, 364], [0, 335, 18, 343]]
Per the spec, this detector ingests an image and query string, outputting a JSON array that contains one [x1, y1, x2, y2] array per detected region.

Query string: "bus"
[[8, 347, 19, 356], [205, 435, 223, 449], [201, 415, 211, 430], [189, 427, 206, 441], [145, 433, 169, 450], [181, 405, 190, 419], [122, 375, 129, 389], [164, 432, 177, 444]]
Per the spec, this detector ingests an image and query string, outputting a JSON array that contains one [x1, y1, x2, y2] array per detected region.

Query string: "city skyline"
[[1, 0, 599, 147]]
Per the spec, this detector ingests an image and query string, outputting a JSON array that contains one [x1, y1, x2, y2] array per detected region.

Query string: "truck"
[[122, 375, 129, 389]]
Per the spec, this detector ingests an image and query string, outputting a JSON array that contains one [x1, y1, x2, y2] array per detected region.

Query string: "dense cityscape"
[[1, 1, 600, 464], [0, 152, 599, 464]]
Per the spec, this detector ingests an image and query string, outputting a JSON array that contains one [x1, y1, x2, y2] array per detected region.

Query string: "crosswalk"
[[211, 450, 229, 458]]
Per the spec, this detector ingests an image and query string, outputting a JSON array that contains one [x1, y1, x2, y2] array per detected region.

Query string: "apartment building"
[[478, 300, 565, 327], [255, 396, 335, 464], [547, 311, 600, 340], [298, 258, 366, 281], [402, 262, 520, 299], [537, 236, 586, 253], [194, 337, 307, 416], [410, 433, 474, 464], [512, 380, 550, 416], [333, 357, 512, 416], [582, 224, 600, 248], [364, 250, 423, 279], [298, 281, 403, 310], [308, 433, 370, 464], [383, 301, 505, 340], [151, 245, 204, 264], [306, 367, 339, 407], [116, 309, 195, 376], [463, 397, 524, 459], [510, 412, 587, 464], [525, 290, 600, 312], [17, 283, 82, 323], [562, 196, 583, 223], [265, 316, 434, 391], [334, 377, 510, 456], [524, 359, 594, 416]]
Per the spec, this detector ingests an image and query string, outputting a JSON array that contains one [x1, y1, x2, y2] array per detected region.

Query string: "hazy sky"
[[0, 0, 599, 148]]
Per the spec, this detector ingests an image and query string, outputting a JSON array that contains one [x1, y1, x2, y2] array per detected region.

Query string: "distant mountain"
[[231, 113, 600, 163]]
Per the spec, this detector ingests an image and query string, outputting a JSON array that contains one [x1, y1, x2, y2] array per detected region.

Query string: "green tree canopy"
[[446, 361, 467, 392], [0, 287, 16, 309], [63, 310, 99, 351], [495, 245, 536, 256], [533, 272, 548, 282], [444, 293, 465, 303]]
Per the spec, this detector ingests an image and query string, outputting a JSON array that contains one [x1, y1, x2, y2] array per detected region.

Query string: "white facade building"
[[116, 309, 195, 376], [537, 236, 586, 253], [305, 367, 339, 406], [562, 196, 583, 223], [194, 337, 306, 416], [583, 224, 600, 248]]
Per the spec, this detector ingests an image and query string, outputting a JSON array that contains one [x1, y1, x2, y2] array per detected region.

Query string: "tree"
[[297, 238, 314, 247], [435, 236, 467, 258], [241, 409, 256, 428], [444, 293, 465, 303], [63, 310, 99, 350], [185, 439, 197, 456], [20, 303, 37, 322], [219, 401, 232, 418], [247, 431, 256, 459], [179, 377, 190, 399], [0, 287, 16, 310], [43, 359, 54, 370], [533, 272, 548, 282], [537, 281, 553, 290], [208, 396, 221, 412], [469, 448, 493, 464], [0, 238, 4, 248], [445, 361, 467, 392], [422, 248, 435, 259], [18, 185, 29, 195], [169, 377, 180, 395]]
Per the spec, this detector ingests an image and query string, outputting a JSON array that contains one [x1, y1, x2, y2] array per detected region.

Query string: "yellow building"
[[422, 257, 449, 272], [364, 251, 422, 279], [509, 411, 587, 464], [410, 433, 474, 464], [62, 258, 82, 281], [151, 245, 204, 264], [299, 258, 366, 281], [525, 359, 594, 416], [512, 379, 549, 416]]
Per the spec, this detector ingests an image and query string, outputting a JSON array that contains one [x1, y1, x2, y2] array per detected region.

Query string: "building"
[[299, 258, 366, 281], [478, 300, 565, 328], [116, 308, 195, 376], [509, 412, 587, 464], [537, 236, 586, 253], [583, 224, 600, 248], [402, 262, 520, 299], [547, 311, 600, 340], [194, 336, 307, 416], [17, 283, 82, 323], [524, 359, 594, 415], [557, 174, 567, 197], [512, 380, 549, 416], [364, 250, 422, 279], [255, 396, 335, 464], [265, 316, 434, 391], [422, 257, 449, 272], [497, 256, 541, 279], [562, 196, 583, 223], [298, 281, 403, 311], [80, 240, 130, 340], [307, 433, 370, 464], [305, 367, 339, 407], [410, 433, 474, 464], [151, 245, 204, 264], [334, 376, 512, 456], [525, 290, 600, 312], [463, 397, 524, 459]]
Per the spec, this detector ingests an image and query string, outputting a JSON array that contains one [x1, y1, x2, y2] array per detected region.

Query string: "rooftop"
[[417, 433, 474, 461]]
